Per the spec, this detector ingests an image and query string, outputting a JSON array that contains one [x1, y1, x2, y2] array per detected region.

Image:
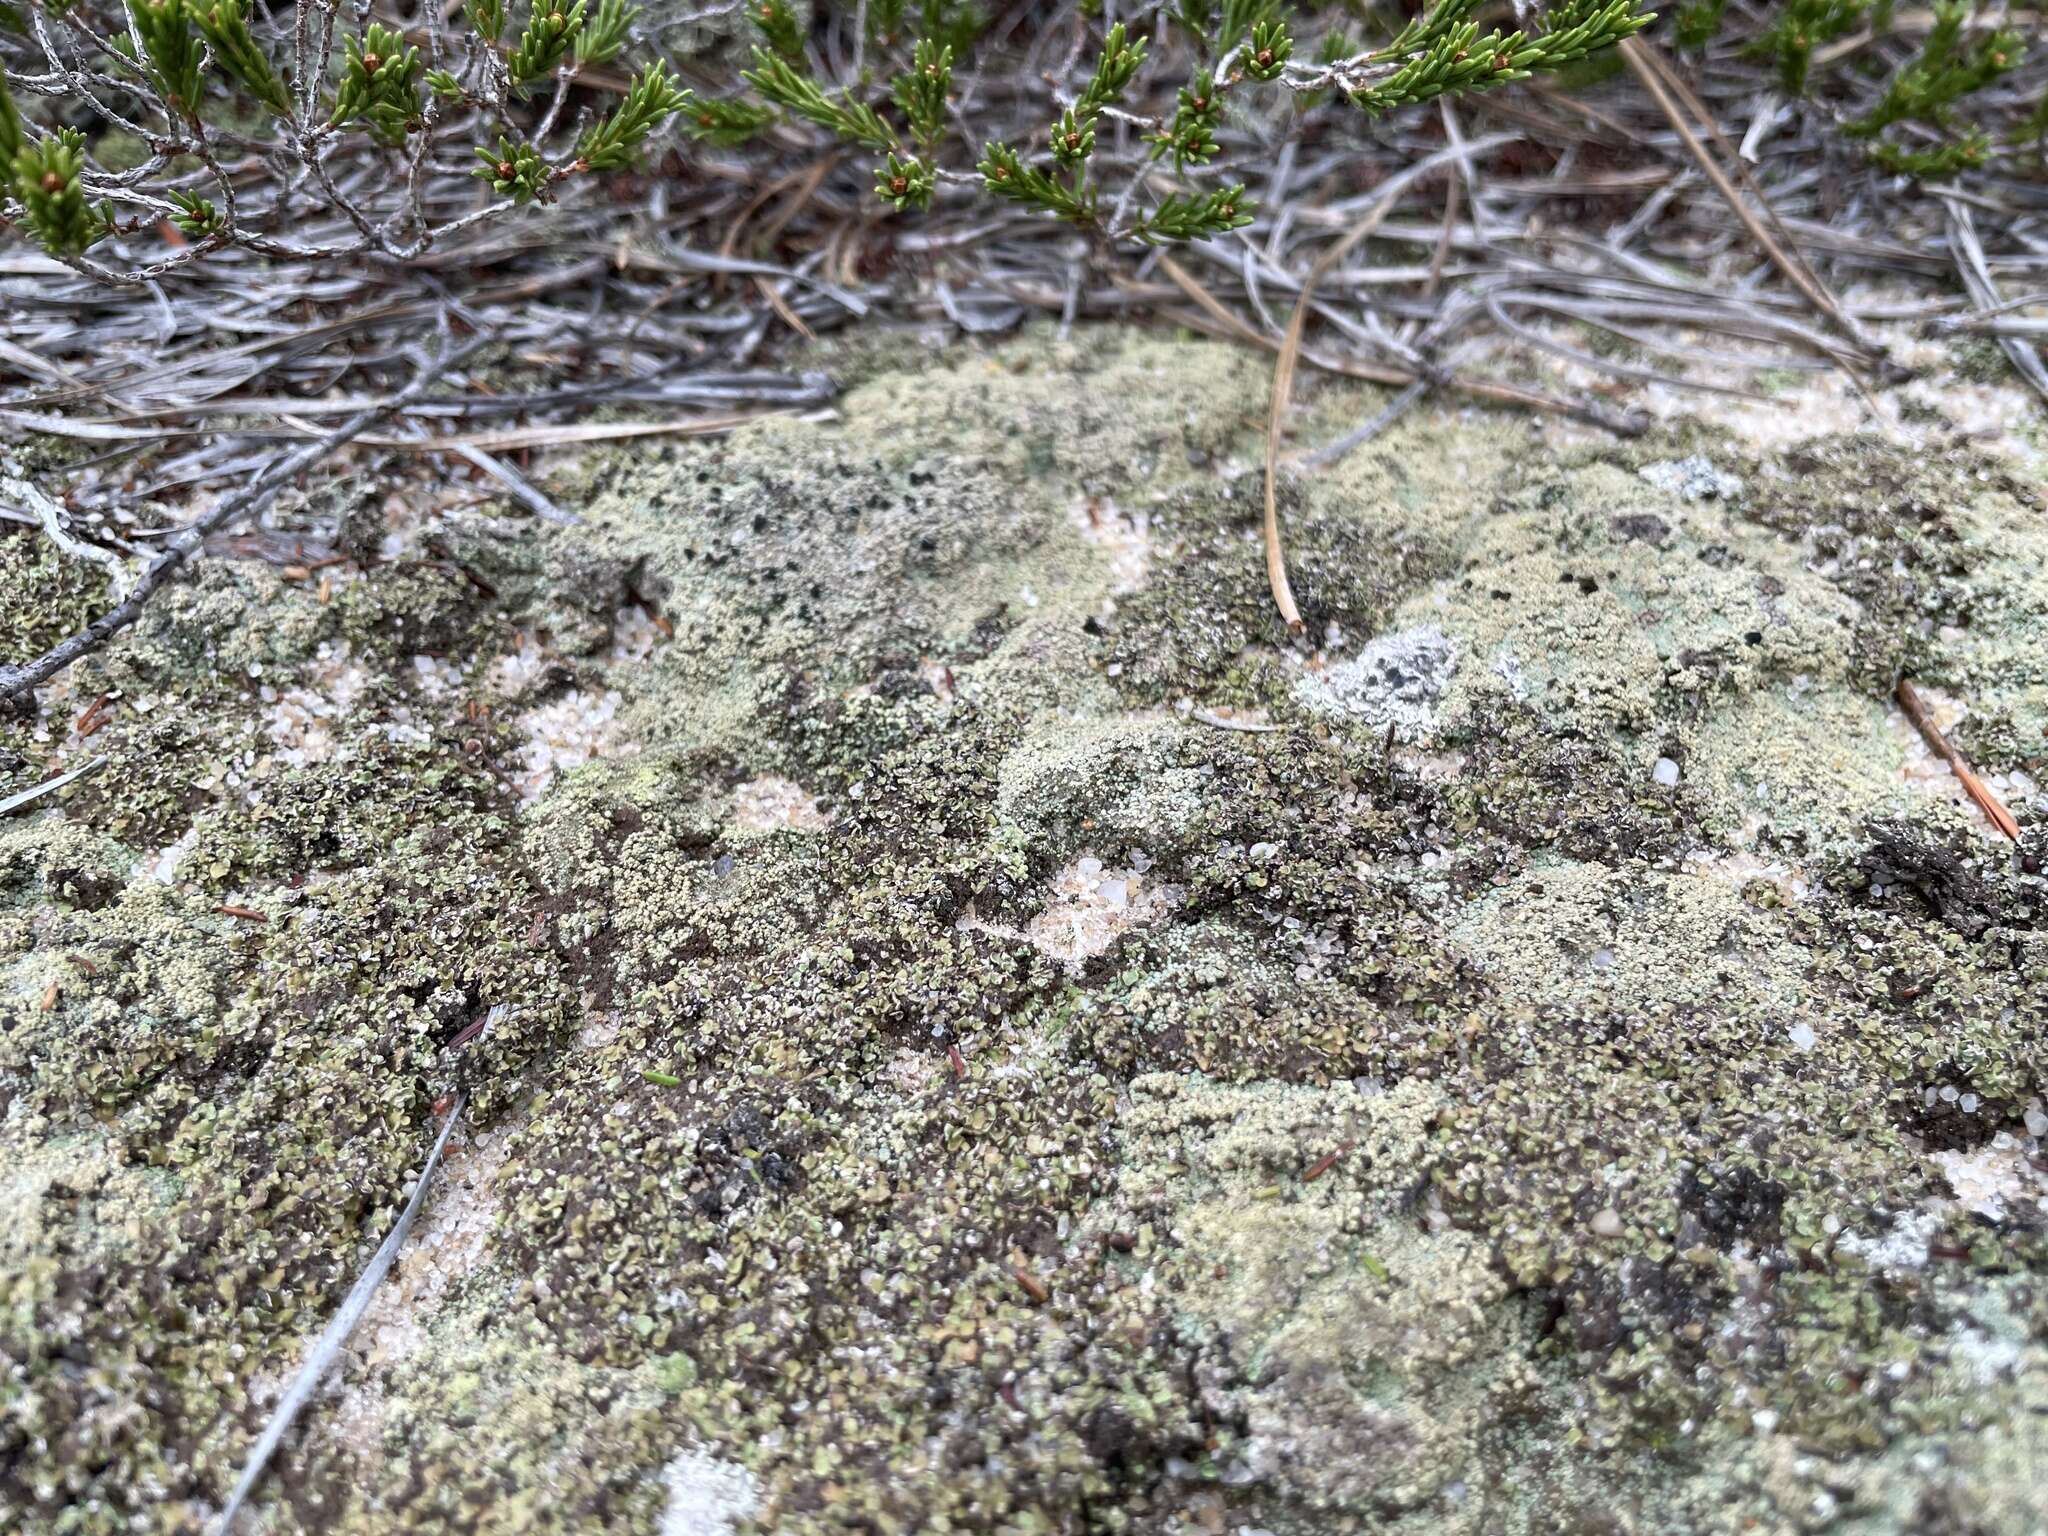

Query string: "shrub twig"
[[0, 331, 486, 707], [212, 1090, 471, 1535]]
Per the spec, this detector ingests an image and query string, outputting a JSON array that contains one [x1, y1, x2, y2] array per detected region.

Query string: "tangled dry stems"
[[0, 0, 2044, 680]]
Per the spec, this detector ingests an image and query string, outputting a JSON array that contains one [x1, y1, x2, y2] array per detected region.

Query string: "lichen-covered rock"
[[1, 331, 2044, 1535]]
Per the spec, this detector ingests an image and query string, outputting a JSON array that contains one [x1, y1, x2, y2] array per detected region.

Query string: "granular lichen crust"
[[1, 329, 2044, 1535]]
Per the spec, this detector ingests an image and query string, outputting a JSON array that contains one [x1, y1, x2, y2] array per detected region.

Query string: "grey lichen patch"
[[1100, 400, 1525, 708], [3, 332, 2046, 1536], [1292, 440, 2047, 869], [558, 329, 1269, 773], [1447, 856, 1812, 1018], [1296, 623, 1458, 742], [1638, 453, 1745, 502]]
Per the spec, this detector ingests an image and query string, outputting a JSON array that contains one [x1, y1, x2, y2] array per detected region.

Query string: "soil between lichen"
[[2, 331, 2045, 1535]]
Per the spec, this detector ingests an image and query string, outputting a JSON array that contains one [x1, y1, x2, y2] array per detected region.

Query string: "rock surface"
[[2, 332, 2045, 1534]]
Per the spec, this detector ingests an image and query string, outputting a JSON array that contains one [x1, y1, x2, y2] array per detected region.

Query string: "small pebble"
[[1653, 756, 1681, 788], [2025, 1108, 2048, 1139], [1589, 1208, 1624, 1238], [1788, 1022, 1817, 1052]]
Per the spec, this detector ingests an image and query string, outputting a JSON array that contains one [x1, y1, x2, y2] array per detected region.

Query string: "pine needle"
[[1260, 135, 1516, 636], [1895, 678, 2021, 842]]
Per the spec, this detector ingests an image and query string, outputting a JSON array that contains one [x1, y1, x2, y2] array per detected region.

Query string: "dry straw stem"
[[1260, 135, 1516, 635], [1618, 38, 1874, 363], [1895, 678, 2021, 842]]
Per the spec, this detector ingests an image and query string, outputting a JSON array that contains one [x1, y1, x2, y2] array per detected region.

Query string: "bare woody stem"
[[0, 333, 489, 709]]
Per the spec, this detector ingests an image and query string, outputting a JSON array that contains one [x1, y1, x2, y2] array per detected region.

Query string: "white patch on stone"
[[1836, 1209, 1939, 1273], [353, 1116, 516, 1370], [1071, 494, 1152, 594], [731, 775, 831, 834], [490, 630, 552, 695], [326, 1114, 521, 1462], [512, 689, 634, 802], [382, 716, 432, 749], [1682, 814, 1813, 903], [918, 659, 956, 702], [1950, 1321, 2025, 1386], [1391, 745, 1468, 783], [659, 1449, 759, 1536], [610, 604, 664, 663], [410, 653, 465, 698], [1492, 648, 1529, 703], [139, 824, 201, 885], [1296, 625, 1458, 744], [1024, 856, 1181, 960], [578, 1010, 622, 1049], [261, 648, 369, 769], [1932, 1142, 2044, 1223], [961, 855, 1182, 964]]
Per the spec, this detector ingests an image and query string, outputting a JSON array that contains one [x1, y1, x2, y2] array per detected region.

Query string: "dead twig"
[[212, 1092, 468, 1535], [0, 335, 486, 708]]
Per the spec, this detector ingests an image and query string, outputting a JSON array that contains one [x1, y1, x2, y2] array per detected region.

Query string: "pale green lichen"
[[0, 528, 108, 667]]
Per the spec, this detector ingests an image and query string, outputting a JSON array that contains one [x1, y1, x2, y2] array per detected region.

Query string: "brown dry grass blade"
[[755, 275, 819, 340], [1619, 38, 1871, 362], [1250, 136, 1521, 634], [1896, 678, 2021, 841]]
